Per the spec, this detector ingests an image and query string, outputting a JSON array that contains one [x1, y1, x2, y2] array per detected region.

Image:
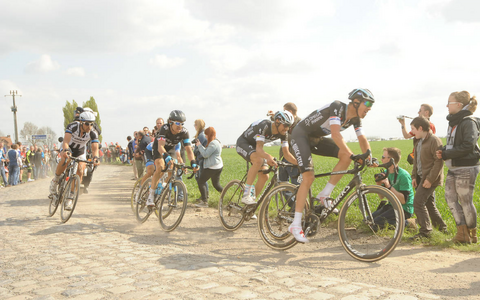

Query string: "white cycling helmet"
[[83, 107, 98, 117], [79, 111, 96, 122]]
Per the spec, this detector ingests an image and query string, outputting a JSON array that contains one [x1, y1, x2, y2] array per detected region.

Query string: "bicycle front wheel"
[[258, 183, 299, 250], [60, 175, 81, 223], [338, 185, 405, 262], [135, 178, 153, 223], [131, 178, 143, 213], [158, 181, 188, 231], [48, 177, 65, 217], [218, 180, 246, 231]]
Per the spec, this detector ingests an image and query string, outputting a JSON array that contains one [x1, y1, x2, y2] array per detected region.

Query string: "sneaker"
[[288, 224, 309, 243], [318, 196, 339, 214], [146, 192, 155, 207], [49, 180, 57, 195], [408, 232, 430, 241], [250, 214, 257, 220], [28, 178, 35, 182], [241, 194, 256, 205], [194, 201, 209, 208]]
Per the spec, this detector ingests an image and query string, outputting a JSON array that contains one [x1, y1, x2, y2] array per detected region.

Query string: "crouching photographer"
[[372, 147, 414, 230]]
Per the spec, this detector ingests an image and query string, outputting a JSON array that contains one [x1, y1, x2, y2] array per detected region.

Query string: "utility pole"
[[4, 90, 22, 143]]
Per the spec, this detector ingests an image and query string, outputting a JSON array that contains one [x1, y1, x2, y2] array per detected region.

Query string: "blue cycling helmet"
[[348, 89, 375, 102]]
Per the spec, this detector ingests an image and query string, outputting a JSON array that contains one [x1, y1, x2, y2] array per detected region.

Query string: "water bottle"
[[155, 181, 165, 195]]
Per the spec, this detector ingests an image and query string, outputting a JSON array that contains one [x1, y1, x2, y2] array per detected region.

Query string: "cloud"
[[441, 0, 480, 23], [149, 55, 185, 69], [65, 67, 86, 77], [233, 56, 313, 76], [24, 55, 60, 73]]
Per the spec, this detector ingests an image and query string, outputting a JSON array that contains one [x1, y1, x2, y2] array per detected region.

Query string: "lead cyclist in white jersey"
[[49, 111, 100, 209]]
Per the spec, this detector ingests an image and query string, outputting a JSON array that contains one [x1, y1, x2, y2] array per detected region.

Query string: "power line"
[[4, 90, 22, 143]]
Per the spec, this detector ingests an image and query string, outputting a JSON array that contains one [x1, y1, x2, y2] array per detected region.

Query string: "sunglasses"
[[172, 121, 184, 126], [84, 122, 94, 126], [381, 156, 390, 159], [363, 100, 374, 108]]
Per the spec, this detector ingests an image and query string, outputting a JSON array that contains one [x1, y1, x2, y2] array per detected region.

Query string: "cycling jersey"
[[297, 100, 363, 137], [65, 122, 99, 158], [153, 124, 191, 160], [144, 142, 154, 167]]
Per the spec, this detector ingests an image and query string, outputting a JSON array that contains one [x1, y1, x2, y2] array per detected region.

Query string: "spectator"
[[399, 104, 436, 138], [134, 130, 149, 178], [34, 147, 43, 180], [193, 119, 209, 204], [373, 147, 414, 230], [409, 117, 447, 240], [26, 145, 35, 182], [437, 91, 480, 244], [7, 144, 20, 186], [0, 141, 7, 187], [194, 127, 224, 207]]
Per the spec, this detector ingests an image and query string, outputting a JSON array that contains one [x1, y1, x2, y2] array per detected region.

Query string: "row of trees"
[[15, 97, 102, 149]]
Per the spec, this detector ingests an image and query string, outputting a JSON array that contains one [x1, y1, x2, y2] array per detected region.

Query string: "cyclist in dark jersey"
[[146, 110, 198, 207], [236, 111, 297, 205], [288, 89, 375, 243]]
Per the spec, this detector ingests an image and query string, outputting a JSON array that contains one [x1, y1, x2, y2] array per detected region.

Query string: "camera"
[[374, 172, 388, 182], [396, 115, 405, 120], [192, 138, 198, 144]]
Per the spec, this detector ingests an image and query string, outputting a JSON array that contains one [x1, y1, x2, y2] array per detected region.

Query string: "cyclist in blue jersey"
[[288, 89, 375, 243], [236, 111, 297, 205], [147, 110, 198, 207]]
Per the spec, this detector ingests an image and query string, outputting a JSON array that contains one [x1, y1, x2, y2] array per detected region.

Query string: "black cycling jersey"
[[239, 119, 288, 145], [65, 122, 99, 157], [153, 124, 191, 160], [297, 100, 363, 137]]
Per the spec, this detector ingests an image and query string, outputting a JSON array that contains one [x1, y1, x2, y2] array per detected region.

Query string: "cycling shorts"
[[144, 150, 154, 167], [60, 148, 87, 160], [290, 126, 339, 173], [236, 136, 268, 167], [153, 147, 177, 163]]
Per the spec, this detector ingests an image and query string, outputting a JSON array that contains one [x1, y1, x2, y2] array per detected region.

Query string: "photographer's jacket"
[[412, 132, 444, 187]]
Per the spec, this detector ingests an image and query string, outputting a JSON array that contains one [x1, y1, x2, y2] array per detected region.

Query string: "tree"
[[37, 126, 57, 149], [62, 99, 79, 129], [83, 96, 102, 143], [20, 122, 39, 141]]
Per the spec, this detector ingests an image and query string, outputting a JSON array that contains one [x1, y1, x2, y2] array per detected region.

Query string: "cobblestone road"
[[1, 165, 479, 299]]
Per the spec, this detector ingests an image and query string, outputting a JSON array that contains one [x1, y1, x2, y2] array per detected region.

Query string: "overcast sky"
[[1, 0, 479, 147]]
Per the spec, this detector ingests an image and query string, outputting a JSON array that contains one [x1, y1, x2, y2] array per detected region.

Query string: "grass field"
[[121, 138, 480, 251]]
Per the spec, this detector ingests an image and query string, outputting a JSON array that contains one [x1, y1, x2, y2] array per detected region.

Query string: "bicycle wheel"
[[158, 181, 188, 231], [135, 178, 153, 223], [338, 185, 405, 262], [60, 175, 81, 223], [131, 177, 143, 213], [258, 183, 300, 250], [218, 180, 246, 231], [48, 176, 65, 217]]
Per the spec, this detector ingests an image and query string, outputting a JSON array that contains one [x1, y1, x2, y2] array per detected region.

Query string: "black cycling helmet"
[[348, 89, 375, 103], [74, 107, 84, 121], [169, 110, 186, 122]]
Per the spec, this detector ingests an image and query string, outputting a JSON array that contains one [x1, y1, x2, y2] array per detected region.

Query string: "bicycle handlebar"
[[161, 162, 196, 179]]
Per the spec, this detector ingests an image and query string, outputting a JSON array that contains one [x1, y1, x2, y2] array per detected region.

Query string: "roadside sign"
[[32, 135, 47, 140]]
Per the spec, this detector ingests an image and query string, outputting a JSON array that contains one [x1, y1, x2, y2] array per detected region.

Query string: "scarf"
[[447, 109, 472, 127]]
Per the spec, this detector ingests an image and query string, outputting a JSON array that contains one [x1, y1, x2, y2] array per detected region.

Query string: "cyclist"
[[236, 111, 297, 205], [49, 111, 100, 210], [146, 110, 198, 207], [288, 89, 375, 243]]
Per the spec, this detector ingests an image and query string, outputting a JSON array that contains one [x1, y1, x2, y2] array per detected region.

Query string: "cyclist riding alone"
[[49, 111, 100, 210], [236, 111, 298, 205], [147, 110, 199, 207], [288, 88, 375, 243]]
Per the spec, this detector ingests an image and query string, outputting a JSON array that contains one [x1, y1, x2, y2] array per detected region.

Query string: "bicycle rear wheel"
[[158, 181, 188, 231], [135, 178, 153, 223], [258, 183, 299, 250], [218, 180, 246, 231], [48, 176, 65, 217], [131, 178, 143, 213], [338, 185, 405, 262], [60, 175, 81, 223]]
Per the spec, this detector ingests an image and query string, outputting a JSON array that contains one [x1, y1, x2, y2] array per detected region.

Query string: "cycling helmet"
[[79, 111, 96, 122], [169, 110, 186, 122], [348, 88, 375, 103], [74, 107, 84, 121], [274, 111, 294, 126], [83, 107, 98, 117]]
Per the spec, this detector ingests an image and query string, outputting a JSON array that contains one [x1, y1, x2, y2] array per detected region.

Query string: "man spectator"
[[134, 130, 149, 178], [399, 104, 436, 138], [409, 117, 447, 239], [26, 145, 35, 182], [0, 141, 8, 187], [7, 144, 20, 186]]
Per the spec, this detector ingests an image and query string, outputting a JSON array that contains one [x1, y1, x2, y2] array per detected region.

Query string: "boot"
[[452, 225, 471, 244], [469, 227, 477, 243]]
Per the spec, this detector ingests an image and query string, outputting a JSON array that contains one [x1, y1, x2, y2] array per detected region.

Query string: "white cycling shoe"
[[319, 197, 339, 214], [241, 195, 256, 205], [146, 192, 155, 207], [288, 224, 309, 243]]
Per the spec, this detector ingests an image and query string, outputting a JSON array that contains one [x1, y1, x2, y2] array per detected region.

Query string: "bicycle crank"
[[304, 213, 320, 237]]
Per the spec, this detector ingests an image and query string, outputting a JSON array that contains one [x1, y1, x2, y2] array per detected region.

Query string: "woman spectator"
[[193, 119, 209, 203], [194, 127, 224, 207], [437, 91, 480, 244]]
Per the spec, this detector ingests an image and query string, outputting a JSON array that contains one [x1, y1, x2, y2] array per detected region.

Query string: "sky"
[[1, 0, 480, 148]]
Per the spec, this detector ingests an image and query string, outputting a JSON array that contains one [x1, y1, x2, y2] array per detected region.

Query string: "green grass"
[[115, 140, 480, 251]]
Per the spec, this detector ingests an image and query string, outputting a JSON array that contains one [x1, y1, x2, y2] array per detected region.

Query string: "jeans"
[[8, 165, 20, 186], [197, 168, 224, 201], [413, 176, 447, 235], [372, 204, 412, 230], [278, 157, 300, 185], [444, 166, 479, 228], [1, 164, 7, 186]]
